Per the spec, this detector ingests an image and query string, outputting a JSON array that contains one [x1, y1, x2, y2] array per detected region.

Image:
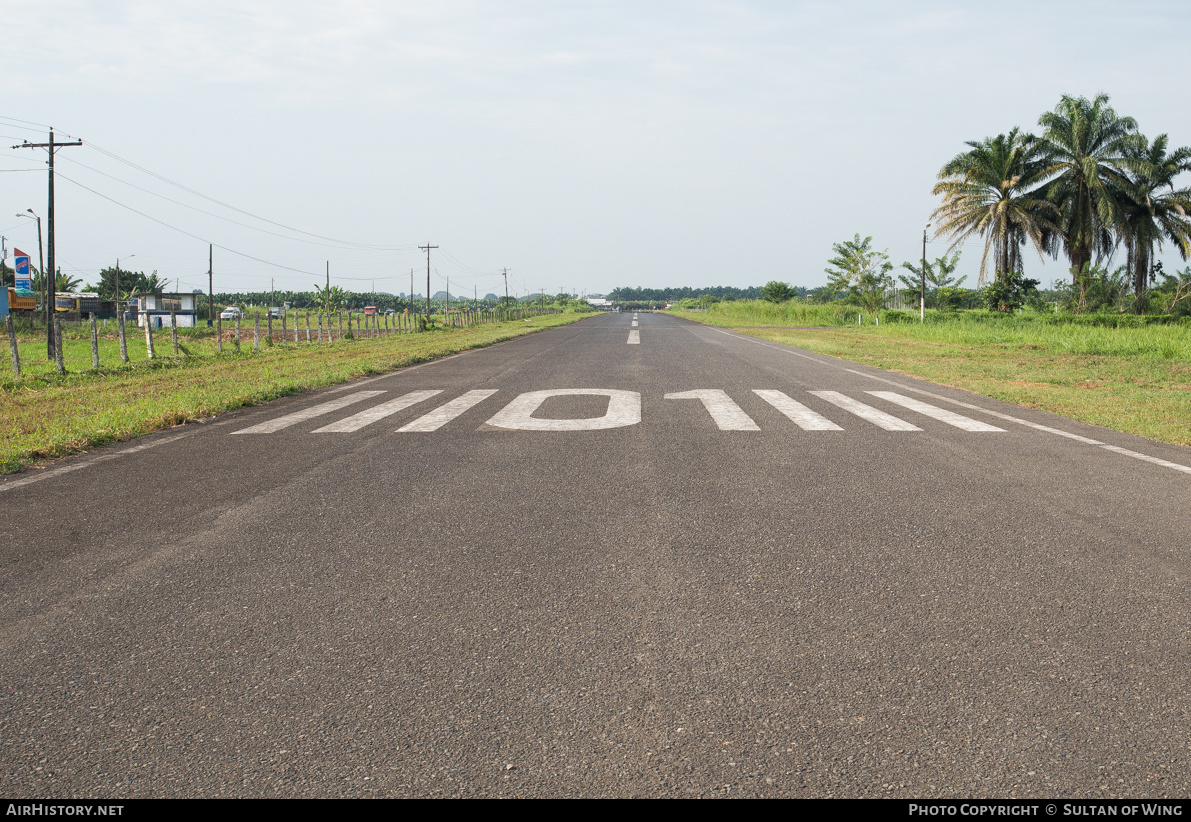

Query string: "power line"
[[85, 142, 409, 251], [57, 154, 411, 251]]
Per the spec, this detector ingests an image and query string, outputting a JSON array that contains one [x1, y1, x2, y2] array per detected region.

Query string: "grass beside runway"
[[0, 311, 589, 474], [671, 307, 1191, 448]]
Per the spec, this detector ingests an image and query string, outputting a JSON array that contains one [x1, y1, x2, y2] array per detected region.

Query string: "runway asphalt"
[[2, 310, 1189, 798]]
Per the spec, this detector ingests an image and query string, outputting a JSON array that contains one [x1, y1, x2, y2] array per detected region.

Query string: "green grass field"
[[671, 302, 1191, 448], [1, 311, 588, 474]]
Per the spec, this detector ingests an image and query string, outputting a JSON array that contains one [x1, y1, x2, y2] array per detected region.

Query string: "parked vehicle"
[[384, 308, 396, 316], [267, 307, 282, 319], [4, 287, 38, 317], [364, 305, 378, 315], [220, 307, 242, 320]]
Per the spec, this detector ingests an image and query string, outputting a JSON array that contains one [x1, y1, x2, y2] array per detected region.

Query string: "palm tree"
[[1035, 93, 1140, 282], [1116, 134, 1191, 307], [54, 270, 83, 293], [931, 128, 1059, 288]]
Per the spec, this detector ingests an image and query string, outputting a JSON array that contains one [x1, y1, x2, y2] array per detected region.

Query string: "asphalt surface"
[[2, 311, 1190, 798]]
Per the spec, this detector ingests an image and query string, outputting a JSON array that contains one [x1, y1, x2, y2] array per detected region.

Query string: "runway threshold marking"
[[665, 389, 760, 431], [628, 330, 640, 345], [809, 391, 921, 431], [398, 390, 499, 432], [232, 391, 387, 434], [753, 390, 843, 431], [312, 390, 442, 433], [865, 392, 1004, 432]]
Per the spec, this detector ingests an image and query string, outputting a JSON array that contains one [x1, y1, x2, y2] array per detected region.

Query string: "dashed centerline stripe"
[[628, 330, 640, 345], [312, 390, 442, 433], [233, 391, 387, 434], [398, 390, 499, 432]]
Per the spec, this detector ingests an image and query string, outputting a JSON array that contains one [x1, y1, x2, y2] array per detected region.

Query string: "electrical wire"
[[85, 142, 412, 251], [56, 154, 414, 252]]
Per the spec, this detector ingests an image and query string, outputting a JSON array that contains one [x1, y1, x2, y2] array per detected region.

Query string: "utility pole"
[[208, 244, 213, 327], [410, 268, 414, 311], [419, 243, 437, 316], [502, 268, 510, 308], [446, 277, 450, 314], [16, 129, 83, 359], [921, 223, 930, 324]]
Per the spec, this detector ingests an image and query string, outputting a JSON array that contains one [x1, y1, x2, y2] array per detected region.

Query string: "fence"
[[4, 305, 560, 378]]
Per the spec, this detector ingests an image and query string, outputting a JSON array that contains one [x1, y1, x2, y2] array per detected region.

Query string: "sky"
[[3, 0, 1190, 298]]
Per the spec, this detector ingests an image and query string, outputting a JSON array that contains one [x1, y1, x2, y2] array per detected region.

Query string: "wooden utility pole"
[[921, 224, 930, 323], [208, 244, 214, 327], [502, 268, 510, 308], [15, 130, 83, 359], [419, 244, 438, 316]]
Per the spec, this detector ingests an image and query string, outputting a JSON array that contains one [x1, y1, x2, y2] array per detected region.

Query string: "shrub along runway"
[[1, 311, 1189, 798]]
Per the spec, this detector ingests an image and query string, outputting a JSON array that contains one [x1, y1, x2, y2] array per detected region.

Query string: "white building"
[[134, 292, 201, 327]]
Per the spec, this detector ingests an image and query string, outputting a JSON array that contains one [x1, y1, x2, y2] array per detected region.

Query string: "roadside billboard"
[[13, 249, 32, 291]]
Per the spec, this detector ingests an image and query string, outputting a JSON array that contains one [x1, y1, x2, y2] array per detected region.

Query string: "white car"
[[220, 307, 242, 320]]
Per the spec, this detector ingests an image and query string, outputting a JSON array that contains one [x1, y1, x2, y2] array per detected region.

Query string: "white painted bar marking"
[[865, 391, 1003, 432], [631, 320, 638, 327], [487, 389, 641, 431], [752, 390, 842, 431], [1100, 445, 1191, 475], [665, 389, 760, 431], [399, 390, 498, 432], [233, 391, 386, 434], [809, 391, 920, 431], [627, 330, 640, 345], [313, 390, 442, 433]]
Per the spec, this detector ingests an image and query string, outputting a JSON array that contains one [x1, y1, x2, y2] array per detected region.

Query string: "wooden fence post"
[[317, 313, 323, 343], [90, 313, 99, 369], [171, 312, 179, 356], [338, 311, 343, 339], [294, 311, 300, 345], [233, 315, 240, 352], [53, 318, 65, 373], [305, 312, 311, 343], [145, 314, 156, 360], [216, 316, 222, 354], [6, 314, 20, 376], [119, 314, 129, 363], [253, 316, 260, 353], [267, 312, 273, 345]]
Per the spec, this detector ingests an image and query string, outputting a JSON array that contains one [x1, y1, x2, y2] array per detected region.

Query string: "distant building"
[[132, 292, 201, 327], [586, 297, 611, 308]]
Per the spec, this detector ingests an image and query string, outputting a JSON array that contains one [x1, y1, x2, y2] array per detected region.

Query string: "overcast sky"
[[3, 1, 1189, 298]]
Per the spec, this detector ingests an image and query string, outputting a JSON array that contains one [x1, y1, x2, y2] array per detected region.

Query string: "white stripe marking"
[[752, 390, 842, 431], [1100, 445, 1191, 475], [398, 390, 498, 432], [865, 391, 1004, 432], [665, 389, 760, 431], [233, 391, 386, 434], [842, 369, 1104, 444], [809, 391, 920, 431], [627, 330, 640, 344], [631, 320, 638, 327], [312, 390, 442, 433], [0, 434, 191, 492], [487, 389, 641, 431]]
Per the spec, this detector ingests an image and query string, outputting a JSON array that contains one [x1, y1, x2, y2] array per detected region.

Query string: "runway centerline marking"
[[312, 390, 443, 433], [487, 389, 641, 431], [865, 391, 1004, 432], [665, 389, 760, 431], [809, 391, 920, 431], [233, 391, 387, 434], [753, 390, 842, 431], [628, 330, 640, 345], [398, 390, 498, 432]]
